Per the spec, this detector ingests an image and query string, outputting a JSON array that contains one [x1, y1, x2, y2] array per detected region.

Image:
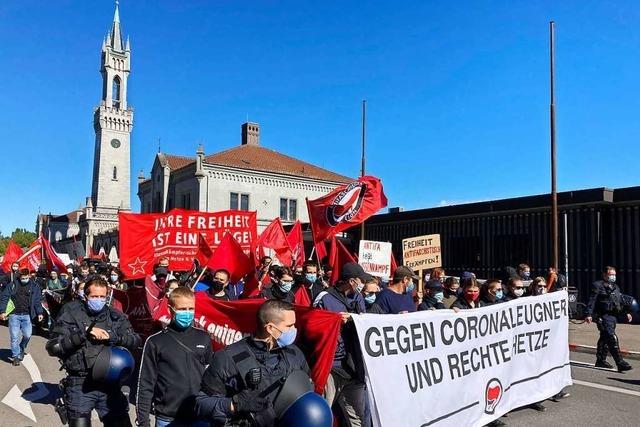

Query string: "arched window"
[[112, 76, 121, 108], [113, 166, 118, 180]]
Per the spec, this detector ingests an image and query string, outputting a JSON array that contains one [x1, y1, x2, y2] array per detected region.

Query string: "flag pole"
[[360, 100, 366, 241], [550, 21, 559, 271]]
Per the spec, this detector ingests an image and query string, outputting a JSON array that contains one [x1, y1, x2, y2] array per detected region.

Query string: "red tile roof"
[[160, 146, 351, 183]]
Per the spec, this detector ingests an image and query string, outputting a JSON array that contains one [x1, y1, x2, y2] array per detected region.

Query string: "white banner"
[[359, 240, 392, 278], [353, 291, 572, 427]]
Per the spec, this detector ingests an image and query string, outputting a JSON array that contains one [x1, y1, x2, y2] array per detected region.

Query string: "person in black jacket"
[[136, 286, 213, 427], [418, 279, 446, 311], [0, 269, 44, 365], [452, 276, 485, 310], [45, 276, 140, 426], [259, 266, 296, 303], [0, 261, 21, 292], [195, 299, 310, 427], [295, 261, 325, 304], [480, 279, 504, 306]]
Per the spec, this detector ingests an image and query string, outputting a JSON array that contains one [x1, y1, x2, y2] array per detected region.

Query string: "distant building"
[[137, 122, 351, 229]]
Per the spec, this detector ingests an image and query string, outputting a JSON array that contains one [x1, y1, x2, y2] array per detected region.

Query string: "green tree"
[[0, 228, 37, 255]]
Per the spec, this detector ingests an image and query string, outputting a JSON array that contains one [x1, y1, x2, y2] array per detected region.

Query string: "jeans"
[[8, 314, 32, 359], [155, 416, 209, 427]]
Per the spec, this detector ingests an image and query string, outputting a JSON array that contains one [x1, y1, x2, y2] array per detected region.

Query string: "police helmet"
[[278, 391, 333, 427], [92, 346, 135, 384]]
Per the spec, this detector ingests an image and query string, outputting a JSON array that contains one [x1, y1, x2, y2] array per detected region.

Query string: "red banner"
[[154, 294, 341, 393], [307, 176, 387, 246], [119, 209, 257, 278]]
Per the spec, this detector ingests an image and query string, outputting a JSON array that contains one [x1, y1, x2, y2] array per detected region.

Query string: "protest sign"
[[402, 234, 442, 270], [119, 209, 257, 278], [359, 240, 392, 278], [352, 291, 572, 427]]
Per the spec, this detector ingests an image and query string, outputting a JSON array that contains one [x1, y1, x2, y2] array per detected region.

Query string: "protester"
[[72, 263, 90, 287], [297, 261, 325, 302], [362, 278, 383, 314], [503, 277, 525, 302], [442, 276, 460, 309], [376, 266, 418, 314], [166, 278, 180, 296], [260, 266, 296, 303], [136, 287, 212, 427], [45, 276, 141, 426], [256, 255, 273, 288], [452, 277, 484, 310], [205, 269, 232, 302], [0, 268, 44, 365], [314, 262, 369, 427], [195, 300, 310, 426], [0, 262, 21, 291], [225, 279, 244, 301], [418, 279, 446, 311], [47, 270, 66, 290], [527, 276, 548, 297], [517, 263, 531, 281], [546, 267, 567, 292], [109, 268, 127, 290], [480, 279, 504, 306], [585, 266, 634, 372]]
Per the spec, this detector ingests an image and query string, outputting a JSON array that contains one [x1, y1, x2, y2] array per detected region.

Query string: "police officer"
[[46, 276, 141, 426], [585, 266, 633, 372], [195, 299, 310, 426]]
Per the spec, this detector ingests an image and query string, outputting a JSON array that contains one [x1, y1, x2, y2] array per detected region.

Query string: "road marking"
[[573, 379, 640, 397], [1, 385, 36, 422]]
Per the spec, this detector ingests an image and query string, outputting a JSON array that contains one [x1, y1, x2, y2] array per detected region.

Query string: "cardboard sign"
[[402, 234, 442, 270], [359, 240, 392, 278]]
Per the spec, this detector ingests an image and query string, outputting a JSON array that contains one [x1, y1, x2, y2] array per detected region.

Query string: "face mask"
[[494, 290, 504, 300], [20, 278, 30, 285], [212, 280, 226, 292], [77, 289, 85, 300], [173, 310, 194, 329], [305, 274, 317, 283], [522, 272, 531, 280], [434, 292, 444, 302], [110, 275, 119, 283], [364, 293, 377, 305], [87, 298, 106, 313], [465, 291, 479, 301], [406, 282, 415, 294], [536, 287, 547, 295], [514, 288, 524, 297], [274, 326, 297, 347], [607, 275, 616, 283], [355, 281, 365, 294], [12, 266, 19, 272], [279, 281, 293, 293]]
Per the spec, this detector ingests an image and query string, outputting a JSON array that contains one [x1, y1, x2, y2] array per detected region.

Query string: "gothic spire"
[[108, 1, 124, 51]]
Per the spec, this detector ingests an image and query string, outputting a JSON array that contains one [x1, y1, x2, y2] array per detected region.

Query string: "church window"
[[112, 76, 121, 108], [280, 198, 297, 221]]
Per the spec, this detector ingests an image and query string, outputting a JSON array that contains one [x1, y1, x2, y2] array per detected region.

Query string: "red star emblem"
[[128, 257, 148, 276]]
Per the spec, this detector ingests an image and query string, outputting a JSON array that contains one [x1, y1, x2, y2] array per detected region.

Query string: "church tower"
[[91, 1, 133, 213]]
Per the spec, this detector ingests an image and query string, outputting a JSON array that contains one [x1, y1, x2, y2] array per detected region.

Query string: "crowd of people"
[[0, 253, 635, 427]]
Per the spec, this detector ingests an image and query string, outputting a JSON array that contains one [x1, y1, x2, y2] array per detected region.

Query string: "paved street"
[[0, 324, 639, 426]]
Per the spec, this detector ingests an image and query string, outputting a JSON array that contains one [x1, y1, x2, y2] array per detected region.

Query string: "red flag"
[[391, 251, 398, 277], [40, 236, 69, 273], [306, 176, 387, 247], [287, 220, 306, 268], [294, 286, 312, 306], [111, 284, 161, 340], [1, 241, 24, 272], [18, 239, 42, 271], [195, 233, 214, 266], [255, 218, 293, 267], [315, 240, 328, 264], [206, 233, 253, 283], [328, 236, 357, 285]]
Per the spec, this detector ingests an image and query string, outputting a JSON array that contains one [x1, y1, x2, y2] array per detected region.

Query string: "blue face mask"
[[87, 298, 106, 313], [279, 281, 293, 293], [522, 272, 531, 280], [364, 293, 377, 305], [495, 290, 504, 300], [406, 281, 415, 294], [305, 274, 317, 283], [173, 310, 194, 329], [20, 278, 30, 285], [77, 289, 85, 300], [434, 291, 444, 302], [274, 326, 297, 347]]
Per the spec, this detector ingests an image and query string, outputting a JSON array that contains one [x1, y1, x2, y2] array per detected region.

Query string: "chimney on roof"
[[241, 122, 260, 146]]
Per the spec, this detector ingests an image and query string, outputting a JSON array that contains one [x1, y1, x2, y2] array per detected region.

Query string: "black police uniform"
[[586, 279, 632, 371], [195, 336, 310, 427], [46, 299, 141, 426]]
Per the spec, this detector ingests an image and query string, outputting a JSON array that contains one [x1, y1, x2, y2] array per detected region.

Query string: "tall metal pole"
[[550, 22, 559, 271], [360, 100, 366, 241]]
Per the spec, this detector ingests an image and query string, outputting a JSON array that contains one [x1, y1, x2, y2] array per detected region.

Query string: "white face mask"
[[514, 289, 524, 297]]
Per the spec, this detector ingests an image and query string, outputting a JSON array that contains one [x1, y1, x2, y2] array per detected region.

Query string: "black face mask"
[[212, 280, 225, 292]]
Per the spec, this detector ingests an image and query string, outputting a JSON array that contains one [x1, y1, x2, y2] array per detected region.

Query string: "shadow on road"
[[22, 381, 61, 405], [0, 347, 13, 363], [607, 377, 640, 387]]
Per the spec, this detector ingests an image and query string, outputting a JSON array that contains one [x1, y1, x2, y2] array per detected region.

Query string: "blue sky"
[[1, 0, 639, 234]]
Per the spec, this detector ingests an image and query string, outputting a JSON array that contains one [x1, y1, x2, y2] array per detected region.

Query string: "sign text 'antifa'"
[[362, 298, 568, 393]]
